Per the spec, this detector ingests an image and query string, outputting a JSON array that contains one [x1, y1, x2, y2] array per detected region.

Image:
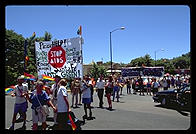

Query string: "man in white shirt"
[[95, 76, 105, 108], [9, 75, 29, 130], [50, 75, 61, 127]]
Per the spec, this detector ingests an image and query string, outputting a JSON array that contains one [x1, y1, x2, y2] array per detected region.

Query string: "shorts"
[[147, 84, 151, 88], [82, 98, 91, 104], [14, 101, 28, 114], [32, 108, 46, 123]]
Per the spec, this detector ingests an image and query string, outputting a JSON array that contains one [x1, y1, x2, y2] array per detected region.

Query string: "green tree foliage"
[[172, 53, 190, 69], [5, 30, 26, 87], [129, 52, 190, 74], [129, 54, 153, 67], [5, 29, 53, 87], [89, 63, 107, 80]]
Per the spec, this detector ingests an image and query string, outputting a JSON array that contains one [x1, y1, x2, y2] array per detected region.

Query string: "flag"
[[68, 114, 77, 130], [5, 86, 15, 94], [31, 32, 36, 40], [24, 72, 36, 81], [32, 32, 36, 37], [24, 40, 28, 69], [25, 56, 29, 61], [77, 25, 82, 35], [42, 74, 55, 81]]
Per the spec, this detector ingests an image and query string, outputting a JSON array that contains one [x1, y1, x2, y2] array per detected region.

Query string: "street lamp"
[[154, 48, 164, 66], [110, 27, 125, 73]]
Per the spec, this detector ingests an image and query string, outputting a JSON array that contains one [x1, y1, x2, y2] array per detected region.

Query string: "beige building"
[[83, 62, 126, 76]]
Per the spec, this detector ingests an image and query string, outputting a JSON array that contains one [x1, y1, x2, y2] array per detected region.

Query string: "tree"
[[24, 31, 53, 75], [143, 54, 153, 66], [89, 63, 107, 80], [172, 53, 190, 69], [129, 54, 153, 67], [5, 29, 53, 87], [44, 31, 52, 41], [5, 30, 25, 87]]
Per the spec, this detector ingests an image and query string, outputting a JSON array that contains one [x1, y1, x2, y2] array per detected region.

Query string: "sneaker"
[[75, 105, 79, 108]]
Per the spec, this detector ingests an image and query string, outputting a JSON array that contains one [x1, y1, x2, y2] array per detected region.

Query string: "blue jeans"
[[112, 88, 119, 102]]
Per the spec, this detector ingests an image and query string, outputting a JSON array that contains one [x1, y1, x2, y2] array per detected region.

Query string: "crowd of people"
[[8, 73, 191, 130]]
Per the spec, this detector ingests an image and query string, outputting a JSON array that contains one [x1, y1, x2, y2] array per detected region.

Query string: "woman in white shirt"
[[56, 79, 70, 130]]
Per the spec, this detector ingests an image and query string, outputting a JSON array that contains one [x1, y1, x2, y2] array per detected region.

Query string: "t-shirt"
[[57, 86, 68, 112], [96, 80, 105, 89], [14, 84, 28, 104], [81, 81, 91, 98], [153, 82, 159, 88], [30, 90, 50, 109], [163, 80, 168, 87]]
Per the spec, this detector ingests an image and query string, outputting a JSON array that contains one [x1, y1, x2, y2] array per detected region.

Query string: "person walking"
[[29, 80, 57, 130], [146, 78, 152, 96], [71, 78, 80, 108], [171, 76, 175, 88], [126, 79, 131, 94], [89, 77, 96, 108], [50, 75, 61, 127], [9, 75, 29, 130], [132, 78, 137, 95], [119, 76, 124, 95], [95, 76, 105, 108], [138, 76, 145, 96], [176, 76, 182, 91], [81, 75, 93, 120], [78, 78, 83, 105], [162, 77, 168, 90], [112, 78, 120, 102], [56, 79, 71, 130], [104, 76, 113, 111], [152, 78, 159, 96]]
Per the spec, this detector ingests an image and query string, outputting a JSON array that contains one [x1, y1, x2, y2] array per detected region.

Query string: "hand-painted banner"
[[121, 67, 164, 77], [35, 37, 83, 78]]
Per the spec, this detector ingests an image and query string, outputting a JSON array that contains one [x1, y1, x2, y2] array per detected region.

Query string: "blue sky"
[[6, 5, 190, 64]]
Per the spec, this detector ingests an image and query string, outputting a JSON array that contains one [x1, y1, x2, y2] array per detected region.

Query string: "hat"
[[17, 75, 25, 80]]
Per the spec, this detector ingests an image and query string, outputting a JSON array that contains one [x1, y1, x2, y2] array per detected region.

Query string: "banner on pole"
[[35, 37, 83, 78]]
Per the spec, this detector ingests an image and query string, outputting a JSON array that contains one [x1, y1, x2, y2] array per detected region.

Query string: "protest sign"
[[35, 37, 83, 78]]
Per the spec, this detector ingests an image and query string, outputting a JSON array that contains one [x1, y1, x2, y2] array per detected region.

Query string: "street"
[[5, 87, 191, 130]]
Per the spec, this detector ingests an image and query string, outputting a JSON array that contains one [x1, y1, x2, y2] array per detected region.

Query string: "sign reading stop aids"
[[48, 46, 66, 68], [35, 37, 83, 78]]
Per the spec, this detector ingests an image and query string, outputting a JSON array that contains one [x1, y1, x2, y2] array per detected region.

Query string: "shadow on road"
[[154, 104, 191, 117]]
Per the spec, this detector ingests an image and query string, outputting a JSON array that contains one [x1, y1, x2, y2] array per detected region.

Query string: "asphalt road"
[[5, 87, 191, 130]]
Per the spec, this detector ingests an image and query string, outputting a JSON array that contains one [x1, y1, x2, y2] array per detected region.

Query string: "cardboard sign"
[[35, 37, 83, 78]]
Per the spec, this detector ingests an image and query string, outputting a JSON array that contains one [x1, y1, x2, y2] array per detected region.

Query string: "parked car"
[[152, 84, 191, 109]]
